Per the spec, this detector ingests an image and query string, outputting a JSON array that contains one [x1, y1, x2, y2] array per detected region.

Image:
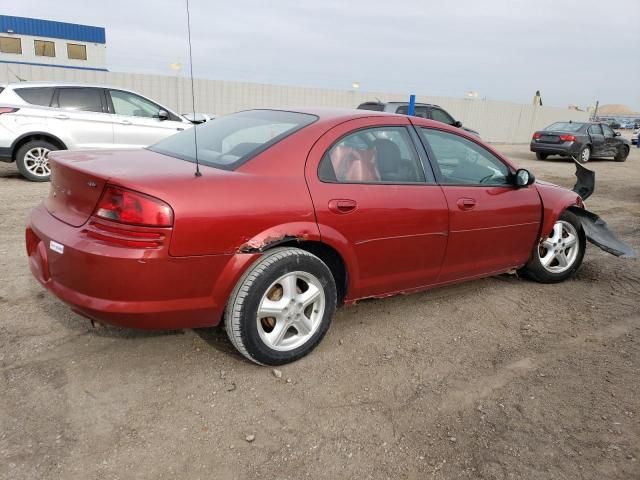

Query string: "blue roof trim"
[[0, 59, 108, 72], [0, 16, 105, 44]]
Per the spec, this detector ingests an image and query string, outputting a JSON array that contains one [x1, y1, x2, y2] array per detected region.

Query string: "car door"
[[52, 87, 114, 149], [587, 124, 605, 156], [107, 89, 188, 148], [601, 124, 619, 156], [305, 116, 449, 299], [416, 126, 541, 283]]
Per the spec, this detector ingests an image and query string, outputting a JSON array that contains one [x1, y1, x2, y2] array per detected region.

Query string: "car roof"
[[358, 101, 442, 108], [1, 81, 143, 92]]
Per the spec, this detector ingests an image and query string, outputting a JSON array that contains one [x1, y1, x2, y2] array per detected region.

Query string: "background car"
[[632, 128, 638, 145], [0, 82, 192, 181], [530, 121, 630, 163], [357, 101, 480, 137], [28, 108, 603, 365]]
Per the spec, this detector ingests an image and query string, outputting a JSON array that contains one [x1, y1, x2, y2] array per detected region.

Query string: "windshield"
[[545, 122, 585, 132], [148, 110, 318, 170]]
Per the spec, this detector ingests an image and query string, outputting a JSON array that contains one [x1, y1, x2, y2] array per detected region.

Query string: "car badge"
[[87, 181, 97, 188]]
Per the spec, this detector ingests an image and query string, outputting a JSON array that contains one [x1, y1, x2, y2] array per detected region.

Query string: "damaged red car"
[[26, 109, 634, 365]]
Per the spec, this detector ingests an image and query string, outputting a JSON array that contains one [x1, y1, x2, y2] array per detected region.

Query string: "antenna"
[[8, 67, 26, 82], [185, 0, 201, 177]]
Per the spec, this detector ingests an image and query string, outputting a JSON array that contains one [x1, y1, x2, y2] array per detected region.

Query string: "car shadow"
[[193, 326, 244, 359]]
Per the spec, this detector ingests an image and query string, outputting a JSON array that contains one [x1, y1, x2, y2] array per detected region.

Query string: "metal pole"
[[408, 94, 416, 116]]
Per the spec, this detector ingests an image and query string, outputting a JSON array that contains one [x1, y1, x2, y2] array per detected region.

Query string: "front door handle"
[[121, 119, 132, 125], [328, 199, 357, 214], [55, 114, 69, 120], [456, 197, 476, 210]]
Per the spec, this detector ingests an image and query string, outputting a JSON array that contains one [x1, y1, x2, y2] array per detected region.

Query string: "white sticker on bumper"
[[50, 240, 64, 254]]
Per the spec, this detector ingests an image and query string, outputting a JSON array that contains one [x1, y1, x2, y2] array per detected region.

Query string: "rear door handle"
[[120, 119, 132, 125], [55, 114, 69, 120], [456, 197, 476, 210], [328, 199, 357, 214]]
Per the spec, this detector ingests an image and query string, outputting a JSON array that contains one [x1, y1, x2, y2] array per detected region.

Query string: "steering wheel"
[[479, 173, 499, 184]]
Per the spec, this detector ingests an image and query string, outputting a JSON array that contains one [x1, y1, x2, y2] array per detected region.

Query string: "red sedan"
[[27, 108, 593, 365]]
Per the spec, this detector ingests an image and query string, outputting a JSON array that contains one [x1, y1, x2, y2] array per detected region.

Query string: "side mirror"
[[157, 110, 169, 121], [614, 131, 621, 137], [515, 168, 535, 187], [453, 120, 463, 128]]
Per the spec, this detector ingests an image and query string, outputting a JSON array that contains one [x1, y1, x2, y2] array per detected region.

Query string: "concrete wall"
[[0, 63, 589, 143], [0, 35, 106, 69]]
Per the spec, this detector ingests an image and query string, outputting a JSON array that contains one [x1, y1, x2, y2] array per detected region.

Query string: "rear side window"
[[56, 88, 104, 113], [318, 127, 426, 184], [588, 124, 603, 135], [357, 103, 385, 112], [14, 87, 54, 107], [396, 105, 429, 118], [148, 110, 318, 170]]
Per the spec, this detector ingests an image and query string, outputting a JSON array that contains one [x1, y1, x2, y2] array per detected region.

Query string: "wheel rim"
[[537, 220, 580, 274], [580, 147, 590, 163], [24, 147, 51, 177], [256, 271, 326, 352]]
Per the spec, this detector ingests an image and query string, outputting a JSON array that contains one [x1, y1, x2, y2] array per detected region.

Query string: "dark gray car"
[[357, 101, 480, 137], [530, 121, 630, 164]]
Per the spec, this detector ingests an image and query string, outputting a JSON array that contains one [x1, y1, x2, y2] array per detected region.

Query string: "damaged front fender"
[[569, 207, 636, 258]]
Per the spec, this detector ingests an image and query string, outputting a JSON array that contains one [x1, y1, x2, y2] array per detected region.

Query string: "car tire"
[[575, 146, 590, 164], [225, 247, 337, 365], [614, 145, 629, 162], [535, 152, 548, 160], [520, 211, 585, 284], [15, 140, 58, 182]]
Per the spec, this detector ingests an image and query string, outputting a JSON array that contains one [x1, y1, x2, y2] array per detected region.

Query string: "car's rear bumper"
[[0, 146, 12, 162], [27, 204, 259, 330], [530, 141, 582, 156]]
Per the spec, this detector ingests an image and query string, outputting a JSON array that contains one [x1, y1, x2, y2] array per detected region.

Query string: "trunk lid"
[[45, 149, 217, 227]]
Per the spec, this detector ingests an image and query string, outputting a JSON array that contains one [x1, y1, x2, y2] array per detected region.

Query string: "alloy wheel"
[[256, 271, 325, 351], [538, 220, 580, 274], [24, 147, 51, 177]]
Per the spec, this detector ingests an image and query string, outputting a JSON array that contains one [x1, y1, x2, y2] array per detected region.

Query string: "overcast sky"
[[6, 0, 640, 110]]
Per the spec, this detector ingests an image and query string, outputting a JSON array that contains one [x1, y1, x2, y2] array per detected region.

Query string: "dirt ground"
[[1, 141, 639, 480]]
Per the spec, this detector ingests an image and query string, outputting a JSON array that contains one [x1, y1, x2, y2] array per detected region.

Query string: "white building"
[[0, 15, 106, 72]]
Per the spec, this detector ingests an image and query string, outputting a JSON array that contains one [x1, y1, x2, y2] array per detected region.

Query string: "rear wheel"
[[520, 211, 585, 283], [16, 140, 58, 182], [614, 145, 629, 162], [576, 146, 590, 164], [535, 152, 548, 160], [225, 247, 337, 365]]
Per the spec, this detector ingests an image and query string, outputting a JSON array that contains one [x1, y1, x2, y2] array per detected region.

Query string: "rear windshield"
[[357, 103, 385, 111], [148, 110, 317, 170], [14, 87, 55, 106], [545, 122, 585, 132]]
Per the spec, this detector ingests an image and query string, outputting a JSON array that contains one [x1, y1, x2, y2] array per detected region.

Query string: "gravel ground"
[[1, 142, 639, 480]]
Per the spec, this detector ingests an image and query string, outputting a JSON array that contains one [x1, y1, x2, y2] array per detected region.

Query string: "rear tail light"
[[95, 185, 173, 227], [0, 107, 19, 115], [532, 133, 541, 139], [559, 134, 576, 142], [25, 227, 40, 256], [83, 222, 164, 248]]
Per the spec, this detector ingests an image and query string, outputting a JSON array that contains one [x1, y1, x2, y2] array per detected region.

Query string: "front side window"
[[602, 124, 615, 137], [318, 127, 426, 184], [34, 40, 55, 57], [148, 110, 317, 170], [420, 128, 510, 186], [430, 108, 455, 125], [110, 90, 164, 118], [67, 43, 87, 60], [0, 36, 22, 54], [14, 87, 54, 106], [56, 88, 104, 113], [395, 105, 429, 119]]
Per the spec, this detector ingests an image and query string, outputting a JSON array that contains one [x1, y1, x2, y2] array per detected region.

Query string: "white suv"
[[0, 82, 192, 181]]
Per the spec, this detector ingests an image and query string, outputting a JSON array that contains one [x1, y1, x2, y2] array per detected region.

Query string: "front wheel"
[[225, 247, 337, 365], [520, 211, 586, 283], [614, 145, 629, 162]]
